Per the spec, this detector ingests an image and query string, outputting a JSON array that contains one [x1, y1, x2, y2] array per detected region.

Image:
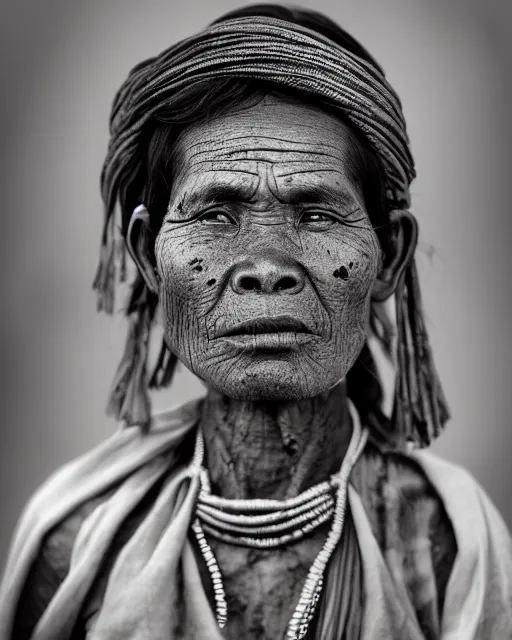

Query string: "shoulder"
[[411, 449, 511, 532], [351, 443, 457, 543], [351, 443, 457, 631], [2, 400, 200, 638], [5, 398, 200, 576], [11, 492, 112, 639], [410, 450, 512, 563], [352, 446, 512, 636], [411, 451, 512, 635]]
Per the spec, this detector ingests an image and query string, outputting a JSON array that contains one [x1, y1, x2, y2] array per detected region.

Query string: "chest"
[[194, 531, 327, 640]]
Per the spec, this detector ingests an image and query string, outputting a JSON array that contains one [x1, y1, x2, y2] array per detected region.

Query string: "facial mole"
[[207, 278, 216, 286], [333, 266, 349, 280], [283, 437, 299, 457]]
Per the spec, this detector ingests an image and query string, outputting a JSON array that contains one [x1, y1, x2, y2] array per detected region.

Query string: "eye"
[[199, 210, 236, 225], [299, 211, 336, 228]]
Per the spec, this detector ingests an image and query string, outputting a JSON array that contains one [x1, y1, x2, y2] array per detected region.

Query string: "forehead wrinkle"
[[185, 133, 348, 153], [183, 150, 348, 174], [183, 159, 343, 174], [173, 164, 361, 211], [172, 170, 260, 209], [274, 169, 364, 209], [171, 97, 361, 188], [276, 168, 342, 177], [181, 134, 350, 165]]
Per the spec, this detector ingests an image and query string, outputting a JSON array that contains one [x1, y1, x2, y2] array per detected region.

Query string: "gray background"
[[1, 0, 511, 569]]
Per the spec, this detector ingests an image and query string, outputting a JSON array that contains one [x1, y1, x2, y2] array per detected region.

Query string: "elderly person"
[[1, 5, 511, 640]]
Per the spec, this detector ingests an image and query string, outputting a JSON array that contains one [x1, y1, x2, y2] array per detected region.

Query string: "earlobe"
[[371, 209, 418, 302], [126, 204, 160, 294]]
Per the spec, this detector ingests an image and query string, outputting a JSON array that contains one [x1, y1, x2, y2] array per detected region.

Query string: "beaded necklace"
[[189, 402, 368, 640]]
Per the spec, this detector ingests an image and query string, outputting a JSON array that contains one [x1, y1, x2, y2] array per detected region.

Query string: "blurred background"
[[0, 0, 511, 568]]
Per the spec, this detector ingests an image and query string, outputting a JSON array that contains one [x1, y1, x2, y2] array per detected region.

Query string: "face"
[[154, 95, 382, 401]]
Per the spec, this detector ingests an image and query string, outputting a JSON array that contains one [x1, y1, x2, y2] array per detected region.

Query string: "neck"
[[199, 382, 352, 500]]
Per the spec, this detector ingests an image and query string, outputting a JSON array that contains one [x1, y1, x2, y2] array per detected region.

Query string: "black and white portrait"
[[1, 2, 511, 638]]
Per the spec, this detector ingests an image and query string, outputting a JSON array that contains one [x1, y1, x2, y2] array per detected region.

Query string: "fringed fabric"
[[149, 340, 179, 389], [106, 280, 156, 428], [393, 261, 450, 447]]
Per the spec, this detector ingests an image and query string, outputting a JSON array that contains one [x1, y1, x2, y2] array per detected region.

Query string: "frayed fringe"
[[149, 339, 178, 388], [92, 239, 116, 314], [105, 278, 178, 429], [92, 214, 128, 314], [106, 293, 153, 429], [370, 300, 396, 361], [347, 342, 393, 447], [393, 259, 450, 448]]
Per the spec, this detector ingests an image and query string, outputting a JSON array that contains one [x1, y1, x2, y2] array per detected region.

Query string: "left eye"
[[299, 212, 335, 226], [199, 211, 235, 224]]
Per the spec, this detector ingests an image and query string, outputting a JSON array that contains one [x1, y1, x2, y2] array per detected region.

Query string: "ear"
[[371, 209, 418, 302], [126, 204, 159, 295]]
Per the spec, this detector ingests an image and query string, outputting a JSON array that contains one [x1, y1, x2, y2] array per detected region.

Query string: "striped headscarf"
[[94, 14, 448, 448], [101, 17, 414, 234]]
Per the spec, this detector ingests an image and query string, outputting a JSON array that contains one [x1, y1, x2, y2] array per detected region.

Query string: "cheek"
[[305, 230, 380, 313], [154, 232, 227, 355]]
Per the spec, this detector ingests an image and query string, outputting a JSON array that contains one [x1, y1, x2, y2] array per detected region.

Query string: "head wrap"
[[94, 15, 449, 447]]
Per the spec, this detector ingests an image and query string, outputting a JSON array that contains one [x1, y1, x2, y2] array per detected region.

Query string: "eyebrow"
[[178, 182, 258, 210], [283, 183, 357, 208], [174, 176, 359, 211]]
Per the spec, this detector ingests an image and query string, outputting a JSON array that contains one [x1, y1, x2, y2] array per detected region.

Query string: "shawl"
[[1, 399, 511, 639]]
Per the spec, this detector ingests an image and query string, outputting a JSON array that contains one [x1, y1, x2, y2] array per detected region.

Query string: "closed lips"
[[217, 316, 313, 337]]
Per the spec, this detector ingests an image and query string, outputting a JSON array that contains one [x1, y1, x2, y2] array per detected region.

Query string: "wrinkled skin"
[[155, 96, 381, 403], [133, 95, 415, 639]]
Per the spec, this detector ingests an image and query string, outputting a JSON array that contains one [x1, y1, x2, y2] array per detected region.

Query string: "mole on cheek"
[[190, 258, 204, 272], [333, 266, 349, 280]]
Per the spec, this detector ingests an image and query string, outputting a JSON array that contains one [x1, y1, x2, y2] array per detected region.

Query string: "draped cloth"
[[1, 400, 511, 639]]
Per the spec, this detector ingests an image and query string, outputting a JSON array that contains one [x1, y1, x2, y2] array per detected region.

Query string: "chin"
[[201, 358, 339, 402]]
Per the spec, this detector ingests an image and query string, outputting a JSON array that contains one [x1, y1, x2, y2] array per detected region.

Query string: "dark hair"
[[121, 5, 391, 257]]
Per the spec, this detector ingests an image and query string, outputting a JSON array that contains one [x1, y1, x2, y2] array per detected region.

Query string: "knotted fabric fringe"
[[393, 261, 450, 447]]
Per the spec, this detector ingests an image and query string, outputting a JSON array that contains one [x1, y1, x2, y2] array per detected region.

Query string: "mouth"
[[217, 315, 312, 338], [215, 315, 317, 351]]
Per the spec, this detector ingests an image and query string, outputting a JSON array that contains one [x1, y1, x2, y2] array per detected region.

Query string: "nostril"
[[239, 276, 261, 291], [274, 276, 298, 292], [230, 255, 305, 295]]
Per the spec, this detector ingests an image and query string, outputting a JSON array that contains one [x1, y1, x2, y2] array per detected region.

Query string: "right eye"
[[199, 211, 236, 224]]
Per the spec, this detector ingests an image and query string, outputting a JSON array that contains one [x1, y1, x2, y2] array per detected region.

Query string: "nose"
[[230, 251, 305, 295]]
